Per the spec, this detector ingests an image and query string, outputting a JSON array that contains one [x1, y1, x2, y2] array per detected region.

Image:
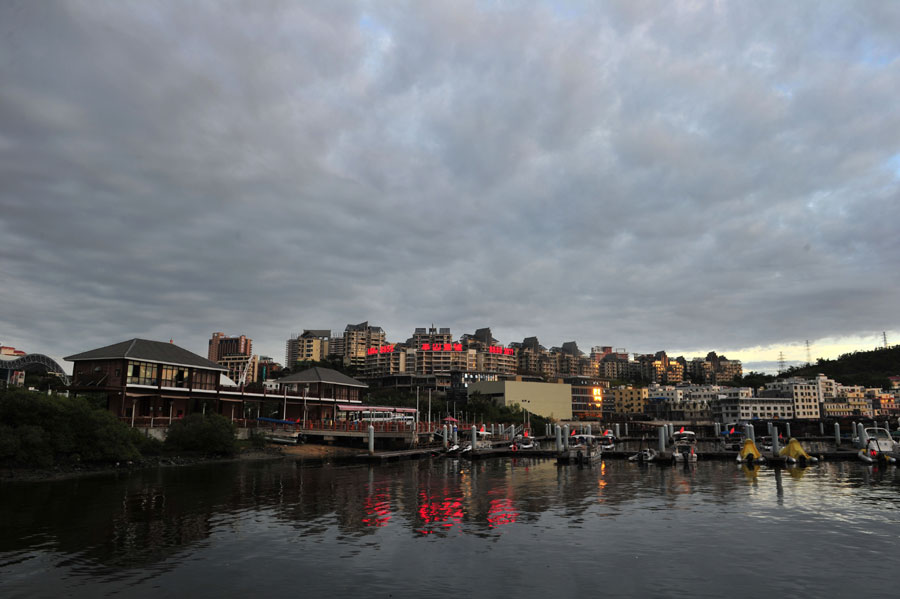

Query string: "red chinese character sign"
[[367, 345, 395, 355]]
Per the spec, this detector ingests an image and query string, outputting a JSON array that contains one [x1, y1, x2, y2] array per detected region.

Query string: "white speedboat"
[[599, 430, 617, 451], [858, 428, 897, 464], [671, 430, 697, 462], [509, 437, 537, 451]]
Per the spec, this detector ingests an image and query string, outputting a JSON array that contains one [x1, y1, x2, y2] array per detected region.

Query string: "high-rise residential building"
[[406, 327, 456, 375], [364, 343, 410, 377], [219, 353, 259, 386], [208, 332, 251, 362], [599, 350, 629, 380], [328, 336, 345, 360], [208, 332, 255, 385], [286, 330, 332, 366], [342, 322, 385, 368], [516, 337, 545, 375]]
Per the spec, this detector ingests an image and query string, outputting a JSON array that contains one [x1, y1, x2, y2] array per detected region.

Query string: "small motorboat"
[[628, 448, 658, 463], [509, 437, 537, 451], [672, 430, 698, 462], [858, 428, 897, 464], [599, 430, 617, 451]]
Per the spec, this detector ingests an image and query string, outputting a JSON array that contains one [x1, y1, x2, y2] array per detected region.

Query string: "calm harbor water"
[[1, 456, 898, 598]]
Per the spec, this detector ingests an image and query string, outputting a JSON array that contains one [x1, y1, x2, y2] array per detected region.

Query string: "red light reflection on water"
[[486, 498, 518, 528], [362, 492, 392, 527], [416, 491, 464, 534]]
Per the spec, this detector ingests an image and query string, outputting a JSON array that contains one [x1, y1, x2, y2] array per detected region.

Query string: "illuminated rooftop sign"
[[367, 343, 514, 355], [367, 345, 396, 355]]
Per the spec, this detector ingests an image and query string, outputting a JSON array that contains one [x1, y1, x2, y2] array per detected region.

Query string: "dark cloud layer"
[[2, 1, 899, 366]]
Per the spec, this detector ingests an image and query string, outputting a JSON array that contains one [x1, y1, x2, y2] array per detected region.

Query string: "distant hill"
[[779, 345, 900, 389]]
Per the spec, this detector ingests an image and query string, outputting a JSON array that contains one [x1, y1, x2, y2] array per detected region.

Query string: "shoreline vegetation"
[[0, 388, 358, 483]]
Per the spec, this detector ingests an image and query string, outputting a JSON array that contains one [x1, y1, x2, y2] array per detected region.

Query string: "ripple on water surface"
[[1, 458, 898, 598]]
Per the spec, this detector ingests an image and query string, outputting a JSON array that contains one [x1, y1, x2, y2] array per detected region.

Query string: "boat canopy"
[[739, 439, 761, 461]]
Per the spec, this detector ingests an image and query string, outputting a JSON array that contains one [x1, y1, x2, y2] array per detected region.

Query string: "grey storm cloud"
[[1, 0, 899, 366]]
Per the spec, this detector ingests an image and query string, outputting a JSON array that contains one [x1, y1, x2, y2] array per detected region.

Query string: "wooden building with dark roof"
[[65, 339, 366, 427], [65, 339, 229, 423], [274, 367, 368, 423]]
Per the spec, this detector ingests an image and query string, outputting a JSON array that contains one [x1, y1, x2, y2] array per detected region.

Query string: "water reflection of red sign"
[[362, 492, 392, 527], [486, 498, 518, 527], [416, 491, 464, 534]]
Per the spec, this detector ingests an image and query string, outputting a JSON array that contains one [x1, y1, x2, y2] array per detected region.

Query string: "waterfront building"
[[564, 376, 607, 419], [822, 399, 872, 418], [866, 389, 897, 417], [447, 370, 503, 403], [814, 373, 838, 400], [273, 367, 367, 423], [611, 386, 649, 415], [713, 396, 794, 423], [467, 378, 573, 421], [760, 377, 821, 419], [208, 332, 251, 362], [66, 338, 228, 421]]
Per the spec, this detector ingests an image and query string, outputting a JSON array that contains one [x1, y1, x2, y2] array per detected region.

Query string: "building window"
[[126, 361, 156, 386]]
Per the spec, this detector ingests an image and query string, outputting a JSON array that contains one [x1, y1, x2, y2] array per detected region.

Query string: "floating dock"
[[354, 436, 873, 464]]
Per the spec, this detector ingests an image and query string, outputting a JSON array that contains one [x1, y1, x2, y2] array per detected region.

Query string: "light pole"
[[303, 384, 309, 429]]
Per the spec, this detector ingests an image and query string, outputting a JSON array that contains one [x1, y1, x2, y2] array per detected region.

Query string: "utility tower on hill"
[[777, 351, 786, 374]]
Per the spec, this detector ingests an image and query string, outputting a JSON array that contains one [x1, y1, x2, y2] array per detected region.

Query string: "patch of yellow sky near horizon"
[[671, 331, 898, 372]]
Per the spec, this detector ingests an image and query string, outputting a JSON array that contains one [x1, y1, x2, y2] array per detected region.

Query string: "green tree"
[[164, 413, 237, 456]]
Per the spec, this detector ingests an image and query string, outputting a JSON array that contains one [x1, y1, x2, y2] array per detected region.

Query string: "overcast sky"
[[2, 1, 898, 374]]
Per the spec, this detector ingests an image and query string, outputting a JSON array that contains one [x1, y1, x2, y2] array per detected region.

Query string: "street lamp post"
[[303, 384, 309, 429]]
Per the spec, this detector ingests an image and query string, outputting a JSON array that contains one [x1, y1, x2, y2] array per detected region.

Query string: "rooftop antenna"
[[805, 340, 812, 366], [777, 351, 786, 374]]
